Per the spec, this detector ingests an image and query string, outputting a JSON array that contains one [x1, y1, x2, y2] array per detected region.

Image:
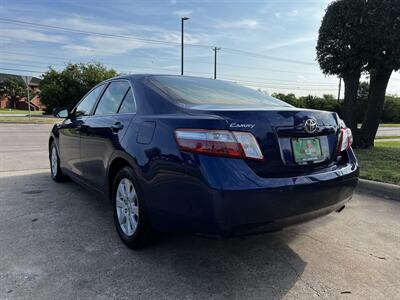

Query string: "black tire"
[[49, 142, 68, 182], [112, 166, 155, 249]]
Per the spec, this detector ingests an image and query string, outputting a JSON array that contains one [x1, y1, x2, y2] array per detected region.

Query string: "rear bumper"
[[146, 152, 359, 236], [213, 173, 357, 236]]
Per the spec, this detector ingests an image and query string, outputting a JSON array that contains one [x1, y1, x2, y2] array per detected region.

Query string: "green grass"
[[357, 123, 400, 128], [354, 141, 400, 185], [375, 136, 400, 140], [0, 108, 44, 115], [379, 123, 400, 127], [0, 116, 60, 124]]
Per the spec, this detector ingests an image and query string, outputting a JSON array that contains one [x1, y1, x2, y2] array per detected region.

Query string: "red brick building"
[[0, 73, 45, 111]]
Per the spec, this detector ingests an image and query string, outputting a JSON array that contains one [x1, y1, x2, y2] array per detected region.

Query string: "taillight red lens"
[[174, 129, 264, 161], [338, 128, 353, 153]]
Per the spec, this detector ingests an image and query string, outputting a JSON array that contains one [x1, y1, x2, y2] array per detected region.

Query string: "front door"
[[58, 84, 105, 176]]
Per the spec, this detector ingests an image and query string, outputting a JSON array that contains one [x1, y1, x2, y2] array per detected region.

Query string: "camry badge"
[[229, 123, 255, 129], [304, 118, 317, 134]]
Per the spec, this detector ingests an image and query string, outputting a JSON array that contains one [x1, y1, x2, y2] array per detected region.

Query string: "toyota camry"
[[49, 75, 359, 248]]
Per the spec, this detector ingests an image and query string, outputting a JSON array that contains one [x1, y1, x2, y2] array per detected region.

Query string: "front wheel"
[[112, 167, 154, 248], [49, 142, 67, 182]]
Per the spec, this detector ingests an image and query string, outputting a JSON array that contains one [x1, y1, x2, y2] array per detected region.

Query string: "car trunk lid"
[[186, 106, 340, 177]]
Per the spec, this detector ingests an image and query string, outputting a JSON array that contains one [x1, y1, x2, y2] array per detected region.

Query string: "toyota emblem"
[[304, 118, 317, 134]]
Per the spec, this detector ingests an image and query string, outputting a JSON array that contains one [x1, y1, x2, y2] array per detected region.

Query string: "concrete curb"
[[356, 179, 400, 201]]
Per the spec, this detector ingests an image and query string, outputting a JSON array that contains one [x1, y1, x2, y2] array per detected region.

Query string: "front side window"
[[95, 81, 130, 115], [75, 84, 104, 117]]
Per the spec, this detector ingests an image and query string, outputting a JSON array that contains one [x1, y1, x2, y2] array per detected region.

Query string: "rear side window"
[[118, 88, 136, 114], [75, 84, 104, 117], [148, 76, 291, 108], [95, 81, 130, 115]]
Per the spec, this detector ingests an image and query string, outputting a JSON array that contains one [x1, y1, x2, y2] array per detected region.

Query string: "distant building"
[[0, 73, 45, 111]]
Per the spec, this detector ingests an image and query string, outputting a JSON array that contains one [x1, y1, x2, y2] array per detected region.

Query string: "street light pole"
[[212, 47, 221, 79], [181, 17, 190, 76]]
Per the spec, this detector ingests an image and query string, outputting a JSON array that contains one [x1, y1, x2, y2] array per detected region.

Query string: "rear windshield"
[[148, 75, 291, 108]]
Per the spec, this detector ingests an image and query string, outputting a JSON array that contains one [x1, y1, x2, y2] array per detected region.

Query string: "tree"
[[318, 0, 400, 148], [40, 63, 118, 113], [270, 91, 400, 123], [316, 0, 367, 137], [355, 81, 369, 123], [271, 92, 298, 106], [358, 0, 400, 148], [382, 96, 400, 123], [0, 77, 31, 109]]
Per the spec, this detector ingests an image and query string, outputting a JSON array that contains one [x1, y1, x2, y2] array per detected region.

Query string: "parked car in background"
[[49, 75, 359, 248]]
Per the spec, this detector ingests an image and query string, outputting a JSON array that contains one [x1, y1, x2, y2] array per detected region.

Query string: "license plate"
[[292, 137, 323, 163]]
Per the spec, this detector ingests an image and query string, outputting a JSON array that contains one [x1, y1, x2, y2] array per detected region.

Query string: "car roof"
[[105, 74, 213, 83]]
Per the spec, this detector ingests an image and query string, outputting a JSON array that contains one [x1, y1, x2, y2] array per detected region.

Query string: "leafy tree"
[[358, 0, 400, 147], [271, 90, 400, 123], [0, 77, 31, 109], [322, 94, 336, 102], [40, 63, 118, 113], [382, 96, 400, 124], [316, 0, 367, 136], [271, 92, 298, 106], [318, 0, 400, 148]]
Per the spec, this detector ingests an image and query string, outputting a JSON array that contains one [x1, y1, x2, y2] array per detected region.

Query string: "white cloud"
[[62, 36, 145, 56], [0, 28, 68, 43], [1, 14, 210, 59], [61, 44, 94, 56], [218, 19, 259, 29], [37, 15, 207, 56], [42, 15, 165, 37], [161, 32, 199, 44], [173, 9, 193, 17], [61, 32, 200, 56], [43, 16, 123, 35], [161, 65, 178, 70], [274, 10, 299, 19], [262, 35, 317, 51]]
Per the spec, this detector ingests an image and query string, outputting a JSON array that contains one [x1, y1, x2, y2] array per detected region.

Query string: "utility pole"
[[212, 47, 221, 79], [181, 17, 190, 76], [337, 77, 342, 103]]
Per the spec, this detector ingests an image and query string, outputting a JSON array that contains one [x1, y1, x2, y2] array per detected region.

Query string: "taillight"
[[174, 129, 264, 161], [338, 128, 353, 153]]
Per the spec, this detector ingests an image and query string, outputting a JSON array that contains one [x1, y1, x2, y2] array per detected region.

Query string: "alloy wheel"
[[51, 146, 58, 177], [116, 178, 139, 236]]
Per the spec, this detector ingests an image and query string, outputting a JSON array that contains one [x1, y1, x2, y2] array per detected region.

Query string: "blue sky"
[[0, 0, 399, 96]]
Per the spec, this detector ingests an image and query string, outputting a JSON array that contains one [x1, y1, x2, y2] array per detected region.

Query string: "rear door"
[[79, 80, 135, 189], [59, 84, 104, 176]]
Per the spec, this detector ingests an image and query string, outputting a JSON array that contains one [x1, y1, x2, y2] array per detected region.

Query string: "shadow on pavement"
[[0, 171, 306, 299]]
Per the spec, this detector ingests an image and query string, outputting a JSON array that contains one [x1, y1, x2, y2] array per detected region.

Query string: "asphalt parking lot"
[[0, 123, 399, 299]]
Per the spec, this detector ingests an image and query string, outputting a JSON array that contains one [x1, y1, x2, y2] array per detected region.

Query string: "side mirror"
[[53, 107, 69, 118]]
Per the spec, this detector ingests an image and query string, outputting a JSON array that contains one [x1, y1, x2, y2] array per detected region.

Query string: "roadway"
[[0, 123, 399, 299]]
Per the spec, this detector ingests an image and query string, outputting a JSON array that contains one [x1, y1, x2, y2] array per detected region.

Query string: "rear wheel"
[[112, 167, 154, 248], [49, 142, 67, 182]]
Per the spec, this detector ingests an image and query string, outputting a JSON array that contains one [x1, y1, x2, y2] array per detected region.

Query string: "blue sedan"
[[49, 75, 359, 248]]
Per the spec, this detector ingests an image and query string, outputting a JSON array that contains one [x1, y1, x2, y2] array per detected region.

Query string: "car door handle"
[[111, 122, 124, 133]]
